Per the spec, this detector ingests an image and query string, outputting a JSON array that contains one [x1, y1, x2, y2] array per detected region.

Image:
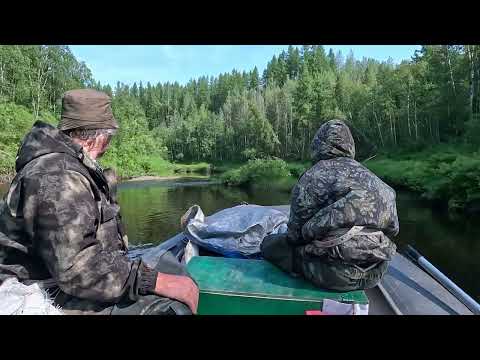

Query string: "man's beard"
[[96, 148, 108, 158]]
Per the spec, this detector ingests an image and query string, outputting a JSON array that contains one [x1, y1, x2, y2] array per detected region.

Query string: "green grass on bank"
[[174, 162, 211, 175], [217, 145, 480, 212], [211, 162, 244, 174], [213, 160, 310, 177], [364, 145, 480, 212], [100, 155, 211, 179], [219, 158, 309, 193]]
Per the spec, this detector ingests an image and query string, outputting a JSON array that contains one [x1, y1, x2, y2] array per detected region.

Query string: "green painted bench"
[[187, 256, 368, 315]]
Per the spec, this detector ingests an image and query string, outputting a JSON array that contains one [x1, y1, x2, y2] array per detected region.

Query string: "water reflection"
[[393, 191, 480, 301], [117, 178, 291, 245]]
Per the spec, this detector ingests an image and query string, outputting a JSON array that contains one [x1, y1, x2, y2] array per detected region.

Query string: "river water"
[[1, 177, 479, 302]]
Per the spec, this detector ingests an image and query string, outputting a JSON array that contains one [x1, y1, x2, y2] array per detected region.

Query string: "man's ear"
[[85, 137, 97, 150], [94, 135, 107, 148], [100, 134, 111, 148]]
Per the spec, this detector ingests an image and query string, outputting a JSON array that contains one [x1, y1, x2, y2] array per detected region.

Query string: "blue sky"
[[70, 45, 422, 87]]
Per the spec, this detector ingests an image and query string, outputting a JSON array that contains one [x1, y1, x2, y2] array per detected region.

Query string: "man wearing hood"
[[0, 89, 198, 315], [261, 119, 399, 291]]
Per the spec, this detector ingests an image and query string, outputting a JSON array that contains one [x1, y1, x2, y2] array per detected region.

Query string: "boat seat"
[[187, 256, 368, 315]]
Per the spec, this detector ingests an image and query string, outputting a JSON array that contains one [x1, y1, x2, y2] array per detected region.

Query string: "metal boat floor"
[[380, 253, 472, 315]]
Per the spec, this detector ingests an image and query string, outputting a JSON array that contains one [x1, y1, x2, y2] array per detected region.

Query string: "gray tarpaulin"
[[182, 204, 288, 258], [128, 204, 289, 263]]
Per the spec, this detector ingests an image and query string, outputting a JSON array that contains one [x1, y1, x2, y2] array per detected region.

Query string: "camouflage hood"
[[15, 121, 83, 173], [310, 119, 355, 162]]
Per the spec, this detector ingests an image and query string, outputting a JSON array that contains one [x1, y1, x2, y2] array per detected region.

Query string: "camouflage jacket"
[[287, 120, 399, 266], [0, 121, 157, 303]]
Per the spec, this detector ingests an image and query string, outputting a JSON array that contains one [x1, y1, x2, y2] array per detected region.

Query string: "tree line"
[[1, 45, 480, 168]]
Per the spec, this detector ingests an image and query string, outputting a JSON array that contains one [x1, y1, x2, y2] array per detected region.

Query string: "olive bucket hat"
[[58, 89, 119, 131]]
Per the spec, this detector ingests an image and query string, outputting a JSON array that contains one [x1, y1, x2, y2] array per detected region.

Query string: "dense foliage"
[[366, 147, 480, 211], [92, 45, 480, 163]]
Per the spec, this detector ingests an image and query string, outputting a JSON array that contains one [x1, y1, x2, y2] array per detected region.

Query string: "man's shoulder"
[[23, 152, 87, 178], [296, 158, 363, 190], [310, 157, 367, 174], [18, 153, 94, 193], [301, 160, 340, 180]]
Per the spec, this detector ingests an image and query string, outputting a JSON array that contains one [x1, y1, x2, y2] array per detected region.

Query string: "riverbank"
[[100, 155, 212, 180], [0, 160, 211, 186], [366, 146, 480, 213], [0, 158, 213, 191], [124, 175, 210, 182], [3, 145, 479, 213], [217, 158, 307, 192], [215, 147, 480, 213]]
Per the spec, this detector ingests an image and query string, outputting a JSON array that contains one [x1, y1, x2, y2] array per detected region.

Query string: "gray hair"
[[65, 128, 117, 141]]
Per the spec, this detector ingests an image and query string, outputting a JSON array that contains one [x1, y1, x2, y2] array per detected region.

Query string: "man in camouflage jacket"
[[261, 119, 399, 291], [0, 89, 198, 314]]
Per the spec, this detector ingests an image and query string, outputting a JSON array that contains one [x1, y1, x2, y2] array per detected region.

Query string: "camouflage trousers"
[[261, 233, 389, 292], [52, 291, 192, 315], [49, 250, 193, 315]]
